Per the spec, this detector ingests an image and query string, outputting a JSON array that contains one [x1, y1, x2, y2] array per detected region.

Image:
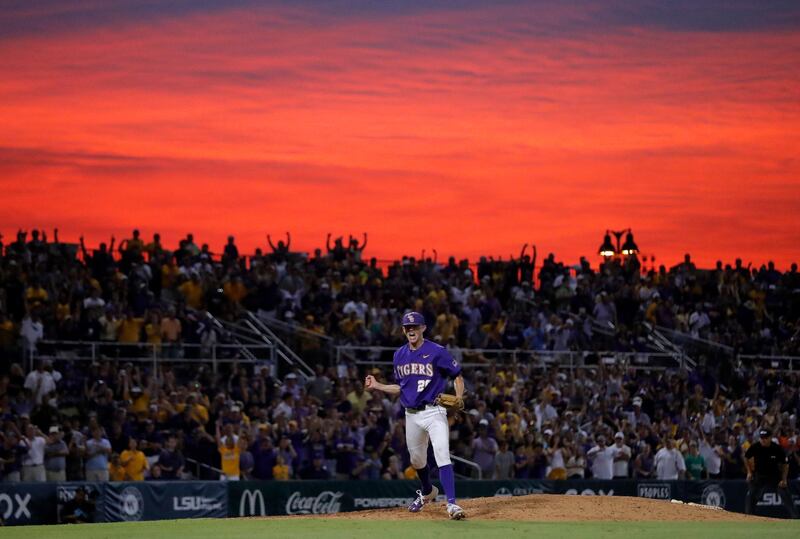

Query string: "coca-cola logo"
[[285, 491, 344, 515]]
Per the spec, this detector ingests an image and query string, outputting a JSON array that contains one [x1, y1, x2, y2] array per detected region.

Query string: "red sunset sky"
[[1, 1, 799, 269]]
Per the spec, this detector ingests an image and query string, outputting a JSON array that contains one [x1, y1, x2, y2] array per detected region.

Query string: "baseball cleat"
[[447, 503, 466, 520], [408, 486, 439, 512]]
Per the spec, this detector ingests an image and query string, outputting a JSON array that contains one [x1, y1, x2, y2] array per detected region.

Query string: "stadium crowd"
[[0, 228, 799, 483]]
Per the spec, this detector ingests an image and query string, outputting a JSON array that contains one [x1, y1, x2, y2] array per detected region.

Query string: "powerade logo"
[[637, 483, 672, 500], [239, 490, 266, 516], [354, 497, 414, 508], [0, 493, 31, 520], [119, 486, 145, 521], [700, 484, 726, 508]]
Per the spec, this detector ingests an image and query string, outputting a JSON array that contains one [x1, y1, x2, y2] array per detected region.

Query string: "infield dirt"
[[317, 494, 778, 522]]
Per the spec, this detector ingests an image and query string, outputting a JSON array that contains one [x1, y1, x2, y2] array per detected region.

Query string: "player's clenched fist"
[[365, 375, 377, 390]]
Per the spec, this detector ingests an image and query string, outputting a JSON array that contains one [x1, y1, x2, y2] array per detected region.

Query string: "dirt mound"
[[323, 495, 774, 522]]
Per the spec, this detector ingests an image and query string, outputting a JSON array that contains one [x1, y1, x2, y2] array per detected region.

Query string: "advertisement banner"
[[229, 479, 798, 518], [229, 479, 641, 517], [681, 480, 800, 519], [635, 482, 674, 501], [555, 479, 636, 497], [232, 480, 409, 517], [2, 478, 798, 525], [0, 483, 57, 526], [103, 481, 227, 522], [57, 482, 103, 524]]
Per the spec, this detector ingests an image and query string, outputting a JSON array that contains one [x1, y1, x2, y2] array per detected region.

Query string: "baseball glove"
[[435, 393, 464, 412]]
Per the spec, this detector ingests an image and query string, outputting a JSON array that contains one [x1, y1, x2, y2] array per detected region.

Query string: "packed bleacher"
[[0, 228, 799, 484]]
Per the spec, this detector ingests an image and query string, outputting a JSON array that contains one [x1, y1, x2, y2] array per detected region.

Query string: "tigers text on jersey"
[[393, 339, 461, 409]]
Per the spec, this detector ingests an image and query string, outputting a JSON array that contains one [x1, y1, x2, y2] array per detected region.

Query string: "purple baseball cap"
[[401, 311, 426, 326]]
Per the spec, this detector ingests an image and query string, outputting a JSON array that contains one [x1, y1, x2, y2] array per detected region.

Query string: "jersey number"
[[417, 379, 431, 393]]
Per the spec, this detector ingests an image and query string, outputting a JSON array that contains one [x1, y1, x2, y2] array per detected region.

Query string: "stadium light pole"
[[598, 231, 616, 258], [598, 229, 639, 258], [620, 230, 639, 255]]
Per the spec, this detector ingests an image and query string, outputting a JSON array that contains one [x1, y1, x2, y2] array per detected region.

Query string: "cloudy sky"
[[2, 0, 798, 267]]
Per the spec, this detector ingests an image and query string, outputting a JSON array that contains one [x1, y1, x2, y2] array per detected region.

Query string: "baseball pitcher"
[[365, 311, 466, 520]]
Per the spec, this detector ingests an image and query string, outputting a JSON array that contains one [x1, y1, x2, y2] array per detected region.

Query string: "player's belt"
[[405, 403, 434, 414]]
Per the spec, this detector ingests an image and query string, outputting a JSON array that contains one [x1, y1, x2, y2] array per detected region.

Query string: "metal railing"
[[257, 314, 335, 343], [737, 354, 800, 371], [201, 312, 313, 379], [246, 312, 314, 378], [255, 314, 337, 365], [202, 311, 314, 379], [29, 340, 800, 376], [450, 453, 483, 480], [648, 326, 695, 370], [33, 340, 275, 373], [205, 312, 264, 364], [336, 345, 683, 371], [586, 318, 698, 369], [185, 457, 223, 480], [656, 325, 735, 355]]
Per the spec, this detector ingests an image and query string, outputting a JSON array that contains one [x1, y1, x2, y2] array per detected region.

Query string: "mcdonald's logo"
[[239, 489, 266, 516]]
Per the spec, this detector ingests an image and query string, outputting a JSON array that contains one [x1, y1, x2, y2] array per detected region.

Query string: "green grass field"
[[2, 518, 799, 539]]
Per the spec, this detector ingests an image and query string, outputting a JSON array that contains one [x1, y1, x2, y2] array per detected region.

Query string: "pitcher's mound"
[[327, 495, 774, 522]]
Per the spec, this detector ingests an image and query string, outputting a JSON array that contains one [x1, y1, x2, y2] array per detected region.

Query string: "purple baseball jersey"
[[393, 339, 461, 408]]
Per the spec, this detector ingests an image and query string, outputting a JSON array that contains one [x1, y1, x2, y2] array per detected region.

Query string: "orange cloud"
[[0, 4, 798, 267]]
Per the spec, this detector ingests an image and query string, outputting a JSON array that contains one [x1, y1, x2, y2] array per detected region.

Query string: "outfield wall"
[[0, 479, 797, 525]]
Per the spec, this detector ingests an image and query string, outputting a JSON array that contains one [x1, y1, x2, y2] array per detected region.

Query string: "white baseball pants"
[[405, 405, 452, 469]]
